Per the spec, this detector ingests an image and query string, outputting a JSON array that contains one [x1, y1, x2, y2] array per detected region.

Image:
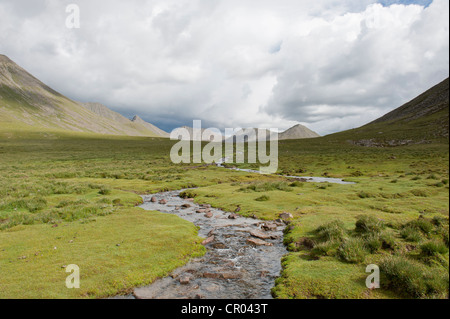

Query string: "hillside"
[[279, 124, 320, 140], [331, 77, 449, 146], [0, 55, 167, 138]]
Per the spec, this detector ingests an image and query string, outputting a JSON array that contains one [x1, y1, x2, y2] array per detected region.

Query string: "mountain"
[[225, 124, 320, 142], [337, 77, 449, 146], [0, 54, 168, 138], [369, 78, 449, 126], [130, 115, 169, 138], [279, 124, 320, 140]]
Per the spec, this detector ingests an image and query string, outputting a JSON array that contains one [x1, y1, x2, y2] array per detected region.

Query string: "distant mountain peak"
[[0, 54, 12, 63], [279, 124, 320, 140], [131, 115, 143, 122]]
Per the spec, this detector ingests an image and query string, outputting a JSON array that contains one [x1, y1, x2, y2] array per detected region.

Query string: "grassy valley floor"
[[0, 128, 448, 298]]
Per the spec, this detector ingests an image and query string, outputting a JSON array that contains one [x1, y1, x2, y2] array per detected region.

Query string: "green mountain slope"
[[0, 55, 167, 138], [329, 77, 449, 146]]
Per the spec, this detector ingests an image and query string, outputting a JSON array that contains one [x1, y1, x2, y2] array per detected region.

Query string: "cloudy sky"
[[0, 0, 448, 135]]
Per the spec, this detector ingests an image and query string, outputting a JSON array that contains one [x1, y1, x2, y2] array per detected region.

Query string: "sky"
[[0, 0, 448, 135]]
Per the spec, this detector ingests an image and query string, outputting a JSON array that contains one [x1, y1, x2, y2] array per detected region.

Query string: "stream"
[[216, 156, 355, 185], [117, 161, 354, 299], [130, 190, 287, 299]]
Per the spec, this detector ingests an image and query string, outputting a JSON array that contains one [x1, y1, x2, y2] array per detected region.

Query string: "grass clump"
[[311, 240, 340, 257], [289, 181, 304, 187], [355, 215, 385, 234], [314, 220, 348, 242], [240, 181, 291, 193], [420, 240, 449, 257], [337, 237, 368, 263], [98, 186, 112, 195], [179, 190, 198, 199], [380, 256, 449, 298], [255, 195, 270, 202], [400, 226, 424, 242], [405, 218, 434, 236]]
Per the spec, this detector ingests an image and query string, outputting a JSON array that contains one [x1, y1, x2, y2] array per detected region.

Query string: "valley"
[[0, 55, 448, 299]]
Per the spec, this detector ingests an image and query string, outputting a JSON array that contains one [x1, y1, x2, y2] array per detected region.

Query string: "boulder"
[[159, 199, 168, 205], [279, 212, 293, 220], [250, 230, 272, 240], [247, 238, 273, 246], [204, 212, 214, 218], [212, 243, 227, 249], [261, 222, 277, 231], [203, 272, 221, 279], [150, 197, 157, 203], [222, 272, 242, 280], [179, 276, 190, 285], [202, 236, 215, 245]]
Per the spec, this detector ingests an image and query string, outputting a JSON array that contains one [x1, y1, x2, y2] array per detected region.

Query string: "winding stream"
[[119, 161, 354, 299], [132, 190, 287, 299]]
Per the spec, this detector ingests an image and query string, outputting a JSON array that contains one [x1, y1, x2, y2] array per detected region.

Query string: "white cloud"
[[0, 0, 448, 134]]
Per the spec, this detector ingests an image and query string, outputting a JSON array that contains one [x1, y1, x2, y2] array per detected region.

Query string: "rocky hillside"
[[369, 78, 449, 126], [0, 54, 167, 138], [332, 77, 449, 147]]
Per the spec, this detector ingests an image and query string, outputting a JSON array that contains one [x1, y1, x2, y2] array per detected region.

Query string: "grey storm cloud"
[[0, 0, 448, 135]]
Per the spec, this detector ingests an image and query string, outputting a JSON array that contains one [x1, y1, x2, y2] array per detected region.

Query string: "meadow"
[[0, 128, 448, 298]]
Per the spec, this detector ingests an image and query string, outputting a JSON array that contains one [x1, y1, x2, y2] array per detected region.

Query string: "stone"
[[261, 222, 277, 231], [279, 212, 293, 220], [250, 230, 272, 240], [228, 214, 239, 220], [203, 272, 221, 279], [204, 212, 213, 218], [202, 236, 215, 245], [179, 276, 190, 285], [207, 229, 216, 237], [222, 272, 242, 280], [196, 209, 207, 214], [212, 243, 227, 249], [247, 238, 273, 246], [181, 203, 191, 209], [159, 199, 168, 205], [150, 196, 157, 203]]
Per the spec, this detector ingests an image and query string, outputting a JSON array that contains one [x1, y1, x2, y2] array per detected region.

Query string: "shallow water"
[[129, 190, 288, 299], [216, 157, 356, 185]]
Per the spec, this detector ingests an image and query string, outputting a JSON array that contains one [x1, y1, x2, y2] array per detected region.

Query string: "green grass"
[[0, 126, 448, 299], [0, 208, 205, 298]]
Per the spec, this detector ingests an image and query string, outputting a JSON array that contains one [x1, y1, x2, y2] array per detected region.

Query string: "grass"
[[0, 208, 205, 298], [0, 126, 448, 299]]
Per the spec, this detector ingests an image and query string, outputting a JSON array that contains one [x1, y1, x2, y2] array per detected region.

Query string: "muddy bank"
[[129, 190, 288, 299]]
